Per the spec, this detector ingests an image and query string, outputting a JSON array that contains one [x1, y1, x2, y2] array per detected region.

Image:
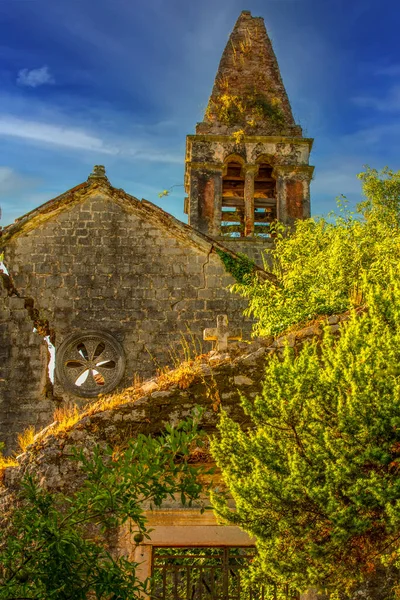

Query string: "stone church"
[[0, 10, 314, 453]]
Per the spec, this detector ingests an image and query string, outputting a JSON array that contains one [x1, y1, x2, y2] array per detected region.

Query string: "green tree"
[[231, 167, 400, 338], [0, 414, 206, 600], [212, 276, 400, 598], [211, 168, 400, 599]]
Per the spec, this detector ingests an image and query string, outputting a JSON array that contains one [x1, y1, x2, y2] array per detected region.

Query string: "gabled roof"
[[0, 168, 276, 284]]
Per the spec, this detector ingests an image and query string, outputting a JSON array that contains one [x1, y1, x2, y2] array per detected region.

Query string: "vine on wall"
[[215, 248, 256, 284]]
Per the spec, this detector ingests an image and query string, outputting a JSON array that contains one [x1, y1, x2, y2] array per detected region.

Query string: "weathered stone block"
[[8, 296, 25, 310]]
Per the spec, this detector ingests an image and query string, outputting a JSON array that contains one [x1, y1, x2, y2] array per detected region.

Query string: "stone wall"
[[0, 272, 53, 454], [2, 185, 254, 411], [2, 312, 345, 492], [1, 337, 277, 492], [216, 237, 274, 268], [0, 311, 383, 600]]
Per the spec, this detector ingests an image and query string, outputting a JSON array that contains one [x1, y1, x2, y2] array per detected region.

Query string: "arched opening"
[[221, 161, 245, 237], [254, 162, 277, 236]]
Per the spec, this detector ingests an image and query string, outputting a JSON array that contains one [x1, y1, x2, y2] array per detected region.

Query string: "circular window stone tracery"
[[56, 331, 125, 398]]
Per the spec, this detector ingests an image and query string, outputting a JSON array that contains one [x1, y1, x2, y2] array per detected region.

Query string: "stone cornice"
[[186, 134, 314, 151], [185, 162, 224, 172], [272, 165, 315, 178]]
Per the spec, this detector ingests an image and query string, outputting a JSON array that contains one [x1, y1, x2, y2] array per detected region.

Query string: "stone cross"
[[203, 314, 242, 352]]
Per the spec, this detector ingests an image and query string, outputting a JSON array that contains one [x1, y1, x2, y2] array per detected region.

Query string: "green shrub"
[[232, 167, 400, 337]]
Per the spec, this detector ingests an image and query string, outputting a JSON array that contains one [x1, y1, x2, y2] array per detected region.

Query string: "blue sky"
[[0, 0, 399, 226]]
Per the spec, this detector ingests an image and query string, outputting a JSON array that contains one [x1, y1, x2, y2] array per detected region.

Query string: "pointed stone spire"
[[198, 11, 301, 137]]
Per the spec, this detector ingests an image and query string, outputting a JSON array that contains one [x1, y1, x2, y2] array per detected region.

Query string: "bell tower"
[[185, 11, 314, 244]]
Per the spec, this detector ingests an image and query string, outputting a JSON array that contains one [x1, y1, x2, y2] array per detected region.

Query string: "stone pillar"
[[212, 168, 224, 236], [273, 165, 314, 226], [186, 163, 224, 236], [301, 177, 312, 219], [273, 166, 287, 223], [133, 544, 152, 599], [243, 164, 258, 237]]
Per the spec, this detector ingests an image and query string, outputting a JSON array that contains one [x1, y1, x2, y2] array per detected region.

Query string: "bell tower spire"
[[203, 10, 300, 137], [184, 11, 314, 253]]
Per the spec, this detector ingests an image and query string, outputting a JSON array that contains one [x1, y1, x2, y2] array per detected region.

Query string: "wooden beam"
[[222, 197, 245, 207], [254, 198, 276, 207]]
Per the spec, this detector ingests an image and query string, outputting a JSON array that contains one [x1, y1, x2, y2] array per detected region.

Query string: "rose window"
[[56, 331, 125, 398]]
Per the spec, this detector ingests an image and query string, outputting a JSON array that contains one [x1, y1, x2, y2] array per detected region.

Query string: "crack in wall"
[[1, 261, 55, 398], [170, 247, 213, 321], [199, 246, 213, 291], [170, 298, 183, 310]]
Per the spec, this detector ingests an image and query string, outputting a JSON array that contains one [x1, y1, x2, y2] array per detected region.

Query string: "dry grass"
[[0, 426, 35, 483], [32, 354, 217, 444], [34, 382, 146, 442], [17, 425, 35, 453], [53, 404, 81, 432], [157, 359, 203, 390], [15, 329, 240, 454], [0, 455, 18, 484]]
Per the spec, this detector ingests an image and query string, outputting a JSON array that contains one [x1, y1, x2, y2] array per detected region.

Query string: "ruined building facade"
[[0, 11, 314, 453]]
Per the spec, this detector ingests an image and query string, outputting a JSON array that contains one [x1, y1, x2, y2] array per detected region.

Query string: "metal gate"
[[151, 546, 295, 600]]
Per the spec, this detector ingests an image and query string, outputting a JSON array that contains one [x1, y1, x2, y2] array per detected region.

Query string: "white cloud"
[[0, 113, 184, 163], [0, 116, 116, 153], [17, 65, 55, 88], [352, 85, 400, 113], [342, 121, 400, 147]]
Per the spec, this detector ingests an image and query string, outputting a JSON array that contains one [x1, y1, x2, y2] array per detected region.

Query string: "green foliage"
[[0, 413, 206, 599], [211, 271, 400, 598], [215, 248, 256, 285], [245, 88, 285, 127], [232, 167, 400, 337], [210, 167, 400, 597], [206, 85, 285, 130], [358, 166, 400, 226]]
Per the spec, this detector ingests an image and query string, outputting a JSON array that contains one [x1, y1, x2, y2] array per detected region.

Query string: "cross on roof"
[[203, 314, 242, 352]]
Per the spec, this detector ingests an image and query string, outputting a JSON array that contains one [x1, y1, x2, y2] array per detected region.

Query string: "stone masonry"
[[0, 11, 313, 453], [2, 313, 345, 494], [202, 10, 300, 137], [0, 273, 53, 454], [1, 173, 266, 450], [185, 11, 314, 239]]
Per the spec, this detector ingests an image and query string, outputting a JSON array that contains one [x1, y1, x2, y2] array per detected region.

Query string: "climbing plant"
[[215, 248, 256, 285]]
